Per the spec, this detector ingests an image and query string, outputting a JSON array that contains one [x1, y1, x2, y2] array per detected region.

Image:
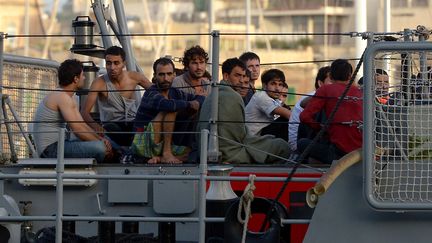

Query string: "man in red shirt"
[[299, 59, 362, 164]]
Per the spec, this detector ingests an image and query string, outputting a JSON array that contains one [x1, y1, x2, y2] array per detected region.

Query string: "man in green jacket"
[[198, 58, 292, 164]]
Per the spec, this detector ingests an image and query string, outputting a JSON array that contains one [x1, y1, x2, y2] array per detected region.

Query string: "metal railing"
[[0, 128, 316, 242]]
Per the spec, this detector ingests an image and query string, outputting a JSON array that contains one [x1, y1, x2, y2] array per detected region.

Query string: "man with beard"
[[172, 45, 210, 96], [132, 58, 205, 163], [198, 58, 292, 164], [81, 46, 152, 147], [170, 45, 209, 155]]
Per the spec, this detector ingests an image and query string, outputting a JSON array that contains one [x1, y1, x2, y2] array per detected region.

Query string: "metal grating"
[[1, 59, 58, 161], [364, 42, 432, 210]]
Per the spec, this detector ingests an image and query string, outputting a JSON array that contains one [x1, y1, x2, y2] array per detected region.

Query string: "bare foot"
[[147, 156, 161, 164], [161, 153, 182, 164]]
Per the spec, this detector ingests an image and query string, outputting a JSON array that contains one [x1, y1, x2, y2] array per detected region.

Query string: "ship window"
[[413, 0, 428, 7], [326, 17, 342, 45], [392, 0, 428, 7], [292, 17, 308, 33], [392, 0, 408, 8]]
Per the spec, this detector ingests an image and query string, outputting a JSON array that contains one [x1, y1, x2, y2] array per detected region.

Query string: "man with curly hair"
[[170, 46, 210, 154], [172, 45, 210, 96]]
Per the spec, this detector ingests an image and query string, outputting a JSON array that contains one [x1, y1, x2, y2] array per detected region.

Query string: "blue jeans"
[[41, 139, 106, 163]]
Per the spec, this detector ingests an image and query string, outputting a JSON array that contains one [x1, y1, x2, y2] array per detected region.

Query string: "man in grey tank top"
[[33, 59, 113, 163], [81, 46, 152, 147], [171, 45, 210, 151]]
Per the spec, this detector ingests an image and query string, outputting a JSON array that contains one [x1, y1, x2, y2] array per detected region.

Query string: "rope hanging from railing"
[[237, 174, 256, 243]]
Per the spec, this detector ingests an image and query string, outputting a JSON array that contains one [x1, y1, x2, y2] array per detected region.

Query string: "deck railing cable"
[[259, 50, 366, 232]]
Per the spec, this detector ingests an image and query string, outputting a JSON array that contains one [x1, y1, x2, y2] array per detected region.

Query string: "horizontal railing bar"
[[0, 216, 310, 224], [206, 176, 320, 182], [0, 173, 320, 182]]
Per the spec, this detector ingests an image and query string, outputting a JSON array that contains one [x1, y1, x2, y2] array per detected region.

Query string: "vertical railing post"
[[55, 128, 65, 243], [0, 33, 5, 154], [198, 129, 209, 243], [418, 34, 428, 99], [401, 28, 412, 100], [208, 30, 220, 162]]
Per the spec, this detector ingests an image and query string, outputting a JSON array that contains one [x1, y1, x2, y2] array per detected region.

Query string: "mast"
[[113, 0, 137, 71], [42, 0, 60, 59]]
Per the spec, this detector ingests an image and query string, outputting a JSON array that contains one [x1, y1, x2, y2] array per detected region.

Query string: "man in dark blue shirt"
[[132, 57, 205, 163]]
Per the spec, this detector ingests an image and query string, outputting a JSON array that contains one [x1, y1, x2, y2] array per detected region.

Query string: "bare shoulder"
[[128, 71, 145, 82], [89, 76, 107, 90], [46, 91, 74, 111], [127, 71, 151, 89]]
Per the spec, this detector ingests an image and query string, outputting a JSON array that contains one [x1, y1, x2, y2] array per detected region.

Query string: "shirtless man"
[[81, 46, 152, 146]]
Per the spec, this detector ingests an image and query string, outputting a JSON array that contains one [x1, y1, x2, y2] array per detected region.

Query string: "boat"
[[0, 1, 431, 243]]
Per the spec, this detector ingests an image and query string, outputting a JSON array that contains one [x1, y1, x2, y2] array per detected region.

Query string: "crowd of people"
[[33, 45, 390, 165]]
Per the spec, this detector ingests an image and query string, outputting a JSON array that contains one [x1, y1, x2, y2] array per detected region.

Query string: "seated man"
[[245, 69, 291, 140], [291, 66, 332, 152], [239, 51, 261, 105], [33, 59, 113, 163], [299, 59, 362, 164], [198, 58, 292, 164], [132, 58, 205, 163], [172, 45, 211, 96], [81, 46, 152, 147], [238, 69, 253, 99], [261, 82, 290, 140], [171, 46, 211, 148]]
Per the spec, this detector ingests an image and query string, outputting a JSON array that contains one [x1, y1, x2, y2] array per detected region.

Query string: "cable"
[[4, 31, 374, 39], [259, 52, 365, 232]]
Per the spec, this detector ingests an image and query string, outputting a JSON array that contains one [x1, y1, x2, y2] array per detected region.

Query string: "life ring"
[[224, 197, 285, 243]]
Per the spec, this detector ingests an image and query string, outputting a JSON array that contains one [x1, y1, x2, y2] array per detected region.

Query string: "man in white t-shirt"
[[245, 69, 291, 140], [288, 66, 332, 151]]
